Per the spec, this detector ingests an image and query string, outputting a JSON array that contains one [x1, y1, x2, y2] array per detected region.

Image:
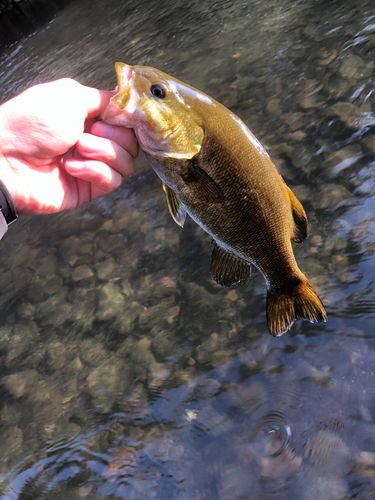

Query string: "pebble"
[[151, 329, 177, 361], [266, 98, 282, 117], [80, 339, 108, 367], [138, 296, 176, 328], [282, 112, 305, 131], [305, 430, 350, 474], [362, 134, 375, 153], [353, 451, 375, 477], [87, 356, 133, 410], [96, 282, 125, 321], [297, 468, 349, 500], [318, 49, 337, 66], [129, 337, 156, 367], [45, 340, 66, 370], [340, 55, 374, 79], [3, 369, 39, 398], [96, 257, 118, 281], [36, 288, 72, 327], [326, 101, 373, 128], [314, 184, 352, 210], [321, 144, 362, 173], [148, 362, 170, 391], [72, 265, 94, 282], [228, 381, 268, 419], [260, 449, 303, 478]]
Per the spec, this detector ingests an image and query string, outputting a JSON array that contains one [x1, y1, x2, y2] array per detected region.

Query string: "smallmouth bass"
[[101, 63, 327, 336]]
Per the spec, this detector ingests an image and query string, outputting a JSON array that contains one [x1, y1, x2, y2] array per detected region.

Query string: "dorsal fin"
[[162, 183, 187, 228], [210, 242, 251, 288], [286, 186, 308, 243]]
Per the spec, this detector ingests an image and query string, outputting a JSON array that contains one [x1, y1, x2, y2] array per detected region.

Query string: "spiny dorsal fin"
[[210, 243, 251, 288], [286, 186, 308, 243], [163, 183, 187, 228]]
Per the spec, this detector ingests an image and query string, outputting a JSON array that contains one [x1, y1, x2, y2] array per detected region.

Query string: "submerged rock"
[[3, 369, 39, 398], [80, 339, 108, 367], [353, 451, 375, 478], [305, 430, 350, 474], [296, 467, 349, 500], [71, 264, 94, 282], [96, 282, 125, 321], [228, 381, 268, 419], [138, 296, 178, 329], [129, 337, 156, 367], [96, 257, 118, 281], [326, 101, 374, 129], [87, 356, 133, 411], [45, 340, 66, 370], [314, 184, 352, 210], [151, 329, 177, 361], [321, 145, 362, 173], [260, 449, 303, 478], [340, 55, 374, 79]]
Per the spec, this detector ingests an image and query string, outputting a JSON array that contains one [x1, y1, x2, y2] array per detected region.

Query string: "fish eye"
[[150, 84, 167, 99]]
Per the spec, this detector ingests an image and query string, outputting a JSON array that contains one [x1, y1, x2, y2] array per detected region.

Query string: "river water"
[[0, 0, 375, 498]]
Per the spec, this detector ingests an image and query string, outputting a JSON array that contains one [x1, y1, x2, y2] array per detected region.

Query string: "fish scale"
[[101, 62, 327, 337]]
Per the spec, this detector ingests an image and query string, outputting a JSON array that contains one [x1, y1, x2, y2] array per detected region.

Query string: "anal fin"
[[286, 186, 308, 243], [210, 243, 251, 288], [163, 183, 187, 228]]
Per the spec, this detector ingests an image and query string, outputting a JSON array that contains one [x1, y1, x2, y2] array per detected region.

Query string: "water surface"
[[1, 0, 375, 498]]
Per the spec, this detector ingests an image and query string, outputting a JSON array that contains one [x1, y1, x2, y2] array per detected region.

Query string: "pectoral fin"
[[210, 243, 251, 288], [163, 183, 187, 228], [286, 186, 308, 243], [179, 160, 223, 203]]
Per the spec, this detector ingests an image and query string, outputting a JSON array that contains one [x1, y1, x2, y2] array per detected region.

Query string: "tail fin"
[[267, 278, 327, 337]]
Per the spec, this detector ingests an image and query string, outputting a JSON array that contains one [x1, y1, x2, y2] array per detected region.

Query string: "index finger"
[[91, 121, 139, 158], [80, 85, 116, 119]]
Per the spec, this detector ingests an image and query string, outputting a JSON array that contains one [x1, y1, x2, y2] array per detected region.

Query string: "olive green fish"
[[101, 63, 327, 336]]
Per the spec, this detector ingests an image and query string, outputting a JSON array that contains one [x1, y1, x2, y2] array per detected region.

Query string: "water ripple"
[[249, 412, 292, 458]]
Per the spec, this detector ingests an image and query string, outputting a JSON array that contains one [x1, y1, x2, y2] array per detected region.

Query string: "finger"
[[84, 117, 96, 133], [64, 158, 123, 192], [79, 85, 116, 119], [75, 133, 135, 177], [91, 121, 139, 158]]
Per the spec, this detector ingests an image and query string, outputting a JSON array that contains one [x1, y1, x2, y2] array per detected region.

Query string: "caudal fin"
[[267, 279, 327, 337]]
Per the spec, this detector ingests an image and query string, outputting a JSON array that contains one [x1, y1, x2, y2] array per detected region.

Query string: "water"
[[0, 0, 375, 497]]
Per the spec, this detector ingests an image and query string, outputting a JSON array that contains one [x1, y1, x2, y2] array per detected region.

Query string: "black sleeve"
[[0, 180, 17, 240]]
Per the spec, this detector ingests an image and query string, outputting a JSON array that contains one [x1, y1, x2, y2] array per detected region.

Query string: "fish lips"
[[100, 99, 134, 127], [100, 62, 137, 126]]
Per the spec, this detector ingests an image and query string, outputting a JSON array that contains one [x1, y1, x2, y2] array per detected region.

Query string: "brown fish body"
[[101, 63, 327, 336]]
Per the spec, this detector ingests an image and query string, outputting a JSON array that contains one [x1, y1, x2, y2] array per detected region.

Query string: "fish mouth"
[[111, 62, 132, 110], [100, 63, 135, 125]]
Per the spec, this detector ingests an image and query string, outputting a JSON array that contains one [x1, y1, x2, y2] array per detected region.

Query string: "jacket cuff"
[[0, 179, 17, 226], [0, 212, 7, 239]]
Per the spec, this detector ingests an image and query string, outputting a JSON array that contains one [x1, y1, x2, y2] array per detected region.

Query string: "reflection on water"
[[1, 0, 375, 498]]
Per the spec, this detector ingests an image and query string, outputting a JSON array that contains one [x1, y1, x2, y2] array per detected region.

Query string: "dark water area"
[[0, 0, 75, 48], [1, 0, 375, 498]]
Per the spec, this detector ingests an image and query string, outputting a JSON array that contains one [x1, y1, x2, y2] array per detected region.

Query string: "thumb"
[[80, 86, 116, 119]]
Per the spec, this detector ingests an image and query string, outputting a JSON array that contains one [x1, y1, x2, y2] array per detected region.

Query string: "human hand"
[[0, 78, 138, 215]]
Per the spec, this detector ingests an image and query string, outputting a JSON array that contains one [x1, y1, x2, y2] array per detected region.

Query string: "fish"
[[101, 62, 327, 337]]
